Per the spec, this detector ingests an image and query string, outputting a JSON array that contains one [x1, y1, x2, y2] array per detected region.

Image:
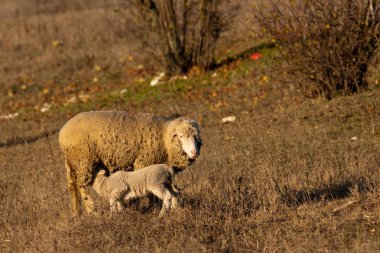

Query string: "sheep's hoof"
[[84, 203, 95, 214], [70, 212, 80, 219]]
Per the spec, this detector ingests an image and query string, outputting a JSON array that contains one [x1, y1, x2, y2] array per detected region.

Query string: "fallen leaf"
[[251, 52, 263, 61], [222, 116, 236, 123], [0, 113, 19, 120], [40, 103, 52, 113], [351, 136, 358, 141], [150, 72, 165, 86]]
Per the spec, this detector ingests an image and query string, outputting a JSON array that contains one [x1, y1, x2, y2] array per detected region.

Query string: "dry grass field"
[[1, 1, 380, 252]]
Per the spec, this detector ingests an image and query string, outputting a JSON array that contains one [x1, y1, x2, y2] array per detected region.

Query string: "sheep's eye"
[[179, 134, 184, 138]]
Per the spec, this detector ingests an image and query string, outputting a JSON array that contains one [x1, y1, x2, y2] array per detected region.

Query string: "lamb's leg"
[[66, 159, 80, 215], [171, 183, 180, 194], [78, 186, 95, 214], [151, 187, 173, 217], [109, 198, 118, 213], [160, 190, 174, 217], [170, 195, 179, 209], [168, 183, 180, 208], [116, 201, 124, 212], [110, 187, 129, 213], [108, 199, 124, 213]]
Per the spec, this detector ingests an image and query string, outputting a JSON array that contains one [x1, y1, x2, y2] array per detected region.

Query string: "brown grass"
[[1, 1, 380, 252], [1, 84, 380, 252]]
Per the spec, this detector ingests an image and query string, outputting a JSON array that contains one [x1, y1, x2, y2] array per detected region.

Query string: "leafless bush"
[[254, 0, 380, 99], [125, 0, 229, 75]]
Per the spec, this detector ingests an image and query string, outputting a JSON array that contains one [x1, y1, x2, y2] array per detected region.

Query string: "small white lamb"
[[92, 164, 180, 216]]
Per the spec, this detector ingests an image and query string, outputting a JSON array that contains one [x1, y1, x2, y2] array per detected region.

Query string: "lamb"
[[92, 164, 179, 216], [59, 111, 202, 215]]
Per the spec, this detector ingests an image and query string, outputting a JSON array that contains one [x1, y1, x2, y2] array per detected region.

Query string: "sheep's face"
[[172, 118, 202, 162]]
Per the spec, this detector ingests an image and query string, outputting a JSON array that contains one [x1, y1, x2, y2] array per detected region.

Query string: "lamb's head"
[[92, 169, 108, 194], [168, 118, 203, 163]]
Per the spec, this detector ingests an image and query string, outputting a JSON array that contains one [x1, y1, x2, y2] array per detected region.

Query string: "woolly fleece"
[[92, 164, 178, 214]]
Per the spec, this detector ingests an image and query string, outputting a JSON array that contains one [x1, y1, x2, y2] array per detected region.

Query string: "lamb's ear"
[[97, 170, 106, 176]]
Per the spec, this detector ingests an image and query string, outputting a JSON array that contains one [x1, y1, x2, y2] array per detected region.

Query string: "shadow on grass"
[[280, 178, 372, 206], [212, 42, 276, 69], [0, 128, 60, 148]]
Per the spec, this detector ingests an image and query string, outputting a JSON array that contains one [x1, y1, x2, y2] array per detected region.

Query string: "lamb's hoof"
[[107, 212, 116, 218], [110, 208, 123, 215], [158, 209, 170, 218]]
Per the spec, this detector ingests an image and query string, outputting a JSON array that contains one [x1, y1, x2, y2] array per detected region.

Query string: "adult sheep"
[[59, 111, 202, 215]]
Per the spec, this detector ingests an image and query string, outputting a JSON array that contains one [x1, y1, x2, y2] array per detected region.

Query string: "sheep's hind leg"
[[66, 160, 80, 215], [68, 182, 80, 215], [78, 186, 95, 214]]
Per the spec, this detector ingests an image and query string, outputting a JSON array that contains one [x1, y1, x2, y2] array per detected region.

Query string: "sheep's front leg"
[[133, 158, 148, 170], [78, 186, 95, 214]]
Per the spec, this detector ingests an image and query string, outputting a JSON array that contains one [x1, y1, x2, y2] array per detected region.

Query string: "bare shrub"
[[253, 0, 380, 99], [125, 0, 229, 75]]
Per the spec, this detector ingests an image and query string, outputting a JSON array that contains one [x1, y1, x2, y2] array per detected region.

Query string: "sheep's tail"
[[65, 159, 80, 215]]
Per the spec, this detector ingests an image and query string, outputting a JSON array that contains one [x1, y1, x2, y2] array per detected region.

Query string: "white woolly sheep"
[[59, 111, 202, 215], [92, 164, 179, 216]]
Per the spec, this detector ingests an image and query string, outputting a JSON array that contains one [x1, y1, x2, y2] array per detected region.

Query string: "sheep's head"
[[169, 118, 203, 164]]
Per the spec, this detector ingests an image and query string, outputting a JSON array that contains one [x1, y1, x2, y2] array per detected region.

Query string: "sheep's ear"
[[171, 126, 178, 139], [171, 132, 178, 141]]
